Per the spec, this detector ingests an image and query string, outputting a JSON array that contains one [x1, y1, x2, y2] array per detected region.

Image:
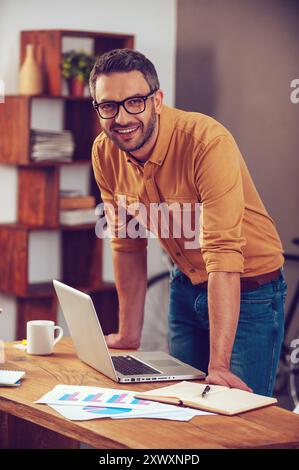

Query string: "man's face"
[[95, 71, 163, 154]]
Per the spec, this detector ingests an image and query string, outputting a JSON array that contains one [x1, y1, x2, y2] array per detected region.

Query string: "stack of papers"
[[0, 370, 26, 387], [30, 129, 75, 162], [36, 384, 213, 421], [60, 208, 97, 226]]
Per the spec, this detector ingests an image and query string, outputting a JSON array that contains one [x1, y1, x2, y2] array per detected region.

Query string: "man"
[[89, 49, 287, 396]]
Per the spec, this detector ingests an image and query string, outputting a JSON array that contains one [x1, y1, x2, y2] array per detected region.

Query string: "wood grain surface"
[[0, 338, 298, 449]]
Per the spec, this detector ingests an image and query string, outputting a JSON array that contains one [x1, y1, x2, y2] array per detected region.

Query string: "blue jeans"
[[168, 267, 287, 396]]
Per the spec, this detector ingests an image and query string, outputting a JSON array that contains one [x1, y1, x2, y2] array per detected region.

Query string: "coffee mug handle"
[[53, 326, 63, 346]]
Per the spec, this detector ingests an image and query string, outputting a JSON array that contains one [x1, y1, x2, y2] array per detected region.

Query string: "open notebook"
[[134, 381, 277, 416]]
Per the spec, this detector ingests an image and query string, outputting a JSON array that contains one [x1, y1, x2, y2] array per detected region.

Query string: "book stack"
[[59, 190, 97, 226], [30, 129, 75, 162]]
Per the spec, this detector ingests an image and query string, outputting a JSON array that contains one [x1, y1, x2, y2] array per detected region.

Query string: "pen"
[[201, 385, 211, 398]]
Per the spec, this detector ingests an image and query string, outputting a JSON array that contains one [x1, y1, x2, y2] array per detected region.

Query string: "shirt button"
[[190, 269, 195, 273], [176, 252, 181, 257]]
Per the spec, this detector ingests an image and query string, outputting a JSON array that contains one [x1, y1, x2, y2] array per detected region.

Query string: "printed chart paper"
[[36, 384, 214, 421], [48, 403, 212, 421], [36, 384, 164, 409]]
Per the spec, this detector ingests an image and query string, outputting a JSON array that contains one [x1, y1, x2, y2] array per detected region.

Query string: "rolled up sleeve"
[[195, 135, 246, 273], [92, 142, 147, 253]]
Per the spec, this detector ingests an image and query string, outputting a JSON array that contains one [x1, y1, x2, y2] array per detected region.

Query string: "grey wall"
[[176, 0, 299, 338]]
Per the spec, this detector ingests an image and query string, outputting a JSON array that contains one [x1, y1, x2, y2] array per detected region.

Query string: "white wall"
[[0, 0, 177, 340], [0, 0, 176, 102]]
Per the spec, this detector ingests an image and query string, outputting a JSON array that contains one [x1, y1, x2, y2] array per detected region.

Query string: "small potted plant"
[[61, 50, 95, 97]]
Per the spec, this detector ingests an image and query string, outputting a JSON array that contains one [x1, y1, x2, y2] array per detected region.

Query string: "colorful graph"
[[107, 393, 129, 404], [83, 406, 132, 415], [106, 393, 150, 405], [57, 390, 151, 406], [131, 398, 148, 405], [59, 392, 80, 401], [83, 393, 103, 403]]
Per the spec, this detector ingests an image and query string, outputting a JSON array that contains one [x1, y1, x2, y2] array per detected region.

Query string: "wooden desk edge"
[[0, 395, 128, 449]]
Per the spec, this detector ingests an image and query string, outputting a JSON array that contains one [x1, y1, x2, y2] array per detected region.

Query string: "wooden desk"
[[0, 338, 298, 449]]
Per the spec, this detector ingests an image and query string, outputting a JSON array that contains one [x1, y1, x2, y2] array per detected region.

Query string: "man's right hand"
[[105, 333, 140, 350]]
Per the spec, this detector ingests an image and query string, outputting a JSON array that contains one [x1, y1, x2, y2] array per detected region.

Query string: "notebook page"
[[188, 388, 277, 414]]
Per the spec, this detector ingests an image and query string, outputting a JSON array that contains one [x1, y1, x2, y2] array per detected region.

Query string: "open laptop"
[[53, 280, 206, 383]]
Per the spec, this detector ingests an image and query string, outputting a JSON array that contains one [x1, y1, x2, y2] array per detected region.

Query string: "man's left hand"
[[206, 366, 253, 392]]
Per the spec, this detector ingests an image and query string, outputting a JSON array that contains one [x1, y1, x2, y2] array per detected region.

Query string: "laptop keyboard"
[[111, 355, 161, 376]]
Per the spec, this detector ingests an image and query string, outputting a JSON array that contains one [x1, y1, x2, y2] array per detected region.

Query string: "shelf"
[[0, 223, 103, 297], [21, 30, 134, 96], [60, 223, 97, 231], [0, 222, 97, 231], [0, 28, 127, 339], [18, 159, 92, 168], [5, 94, 93, 101], [0, 96, 99, 165], [23, 281, 116, 299], [36, 29, 134, 40]]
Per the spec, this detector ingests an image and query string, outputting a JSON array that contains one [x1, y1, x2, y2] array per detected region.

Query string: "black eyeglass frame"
[[92, 89, 158, 119]]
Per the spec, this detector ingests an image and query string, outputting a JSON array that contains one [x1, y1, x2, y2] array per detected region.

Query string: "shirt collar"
[[126, 105, 174, 167]]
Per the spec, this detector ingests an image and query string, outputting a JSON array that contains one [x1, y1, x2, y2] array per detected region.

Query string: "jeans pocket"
[[194, 291, 209, 327], [240, 295, 274, 305], [169, 267, 182, 284], [240, 282, 275, 304]]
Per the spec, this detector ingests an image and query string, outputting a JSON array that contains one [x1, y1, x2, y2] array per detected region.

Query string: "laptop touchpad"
[[149, 359, 182, 367]]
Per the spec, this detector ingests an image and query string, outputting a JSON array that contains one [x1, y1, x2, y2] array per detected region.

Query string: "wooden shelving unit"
[[0, 29, 134, 339], [0, 95, 98, 165], [20, 30, 134, 96]]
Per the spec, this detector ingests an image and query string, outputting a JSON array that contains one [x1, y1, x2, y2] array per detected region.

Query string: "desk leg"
[[0, 412, 80, 449]]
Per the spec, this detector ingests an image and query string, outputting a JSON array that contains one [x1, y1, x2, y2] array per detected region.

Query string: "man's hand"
[[206, 366, 253, 392], [105, 333, 140, 350]]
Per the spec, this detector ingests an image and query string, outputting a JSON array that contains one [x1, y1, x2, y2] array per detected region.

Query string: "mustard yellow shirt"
[[92, 105, 284, 284]]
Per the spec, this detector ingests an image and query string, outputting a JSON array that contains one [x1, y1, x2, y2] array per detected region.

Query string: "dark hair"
[[89, 48, 160, 99]]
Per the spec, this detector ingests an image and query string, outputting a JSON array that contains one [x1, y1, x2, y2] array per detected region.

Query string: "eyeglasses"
[[93, 89, 158, 119]]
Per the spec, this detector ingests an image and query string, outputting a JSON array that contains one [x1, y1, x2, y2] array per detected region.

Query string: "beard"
[[103, 107, 157, 153]]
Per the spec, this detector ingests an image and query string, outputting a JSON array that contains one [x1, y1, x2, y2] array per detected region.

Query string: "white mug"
[[26, 320, 63, 355]]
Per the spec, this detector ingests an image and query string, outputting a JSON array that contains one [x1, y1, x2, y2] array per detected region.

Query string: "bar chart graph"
[[82, 393, 103, 403], [59, 392, 80, 401], [36, 384, 190, 421], [56, 389, 151, 407], [37, 385, 155, 411]]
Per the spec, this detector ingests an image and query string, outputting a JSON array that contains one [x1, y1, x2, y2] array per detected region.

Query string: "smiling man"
[[89, 49, 287, 396]]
